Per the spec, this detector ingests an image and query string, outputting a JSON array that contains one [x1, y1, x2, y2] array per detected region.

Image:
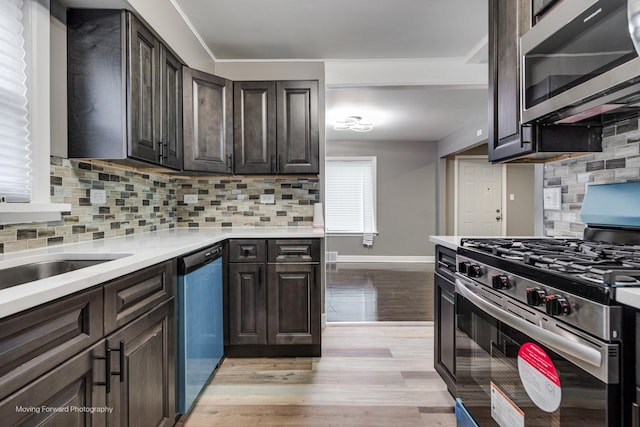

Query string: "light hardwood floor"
[[183, 323, 456, 427]]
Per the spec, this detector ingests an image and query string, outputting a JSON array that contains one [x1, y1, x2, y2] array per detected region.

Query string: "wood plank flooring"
[[183, 323, 456, 427], [326, 263, 434, 322]]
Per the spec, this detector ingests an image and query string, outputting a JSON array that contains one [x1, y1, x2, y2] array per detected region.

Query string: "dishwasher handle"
[[178, 244, 224, 275]]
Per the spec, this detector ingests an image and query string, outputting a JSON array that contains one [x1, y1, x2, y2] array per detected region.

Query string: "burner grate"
[[460, 237, 640, 286]]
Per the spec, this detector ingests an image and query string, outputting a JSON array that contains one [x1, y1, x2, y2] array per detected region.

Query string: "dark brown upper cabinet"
[[183, 68, 233, 174], [67, 10, 183, 170], [159, 46, 183, 169], [233, 80, 319, 175], [487, 0, 532, 163]]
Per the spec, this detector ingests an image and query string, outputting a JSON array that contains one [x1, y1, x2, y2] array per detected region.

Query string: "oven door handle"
[[456, 278, 602, 368]]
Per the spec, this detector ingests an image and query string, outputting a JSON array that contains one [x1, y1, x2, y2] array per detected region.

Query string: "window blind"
[[325, 158, 376, 234], [0, 0, 31, 202]]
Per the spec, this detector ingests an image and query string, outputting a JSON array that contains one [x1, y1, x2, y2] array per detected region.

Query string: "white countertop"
[[429, 236, 464, 251], [614, 288, 640, 310], [0, 227, 324, 319]]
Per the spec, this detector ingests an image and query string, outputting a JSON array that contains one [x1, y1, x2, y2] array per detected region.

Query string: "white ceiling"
[[173, 0, 488, 61], [326, 86, 488, 142]]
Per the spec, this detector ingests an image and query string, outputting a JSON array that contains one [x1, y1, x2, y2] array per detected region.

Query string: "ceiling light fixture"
[[334, 116, 374, 132]]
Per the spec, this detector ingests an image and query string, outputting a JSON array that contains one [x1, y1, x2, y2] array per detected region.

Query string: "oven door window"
[[456, 294, 617, 426], [524, 0, 636, 109]]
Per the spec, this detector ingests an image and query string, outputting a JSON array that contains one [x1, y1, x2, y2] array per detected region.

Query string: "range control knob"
[[526, 288, 547, 306], [468, 264, 483, 278], [546, 295, 571, 316], [458, 261, 471, 274], [491, 274, 511, 289]]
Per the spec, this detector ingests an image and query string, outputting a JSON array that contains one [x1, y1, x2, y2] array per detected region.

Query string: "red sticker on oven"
[[517, 342, 561, 412]]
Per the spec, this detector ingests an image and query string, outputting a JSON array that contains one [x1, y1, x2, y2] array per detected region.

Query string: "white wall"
[[126, 0, 215, 73]]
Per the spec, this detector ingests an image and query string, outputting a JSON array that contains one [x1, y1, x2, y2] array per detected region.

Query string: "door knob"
[[496, 215, 502, 221]]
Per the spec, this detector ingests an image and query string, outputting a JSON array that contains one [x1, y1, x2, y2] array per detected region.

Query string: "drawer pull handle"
[[95, 342, 111, 393], [95, 340, 124, 393], [112, 340, 125, 384], [280, 246, 308, 255]]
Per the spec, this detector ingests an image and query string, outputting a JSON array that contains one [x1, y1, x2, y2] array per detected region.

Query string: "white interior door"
[[456, 157, 504, 236]]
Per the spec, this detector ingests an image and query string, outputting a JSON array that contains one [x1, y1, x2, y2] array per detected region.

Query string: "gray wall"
[[326, 140, 438, 257], [437, 113, 488, 158], [506, 164, 535, 236]]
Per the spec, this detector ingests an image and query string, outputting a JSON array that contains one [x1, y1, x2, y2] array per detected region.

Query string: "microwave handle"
[[456, 277, 602, 368]]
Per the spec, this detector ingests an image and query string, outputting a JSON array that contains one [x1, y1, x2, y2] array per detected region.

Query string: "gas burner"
[[580, 272, 605, 284], [579, 272, 640, 286]]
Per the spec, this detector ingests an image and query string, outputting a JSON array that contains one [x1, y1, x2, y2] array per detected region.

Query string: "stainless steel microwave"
[[521, 0, 640, 125]]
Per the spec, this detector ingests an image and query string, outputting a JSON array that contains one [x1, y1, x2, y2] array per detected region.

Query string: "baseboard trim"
[[332, 255, 435, 263]]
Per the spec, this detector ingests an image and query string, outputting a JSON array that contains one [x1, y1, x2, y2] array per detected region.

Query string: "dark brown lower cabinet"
[[434, 245, 457, 396], [106, 300, 175, 427], [0, 340, 107, 426], [435, 272, 456, 393], [0, 260, 176, 427], [227, 239, 321, 357]]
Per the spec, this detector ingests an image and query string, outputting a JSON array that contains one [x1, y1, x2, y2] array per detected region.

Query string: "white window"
[[325, 156, 377, 235], [0, 0, 69, 224], [0, 0, 31, 202]]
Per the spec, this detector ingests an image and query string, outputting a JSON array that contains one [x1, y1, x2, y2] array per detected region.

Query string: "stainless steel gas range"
[[455, 236, 637, 426]]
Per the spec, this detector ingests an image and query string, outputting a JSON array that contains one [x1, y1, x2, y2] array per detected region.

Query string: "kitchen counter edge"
[[0, 227, 325, 319]]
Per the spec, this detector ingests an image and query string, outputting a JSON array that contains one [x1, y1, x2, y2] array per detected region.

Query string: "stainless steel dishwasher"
[[176, 243, 224, 415]]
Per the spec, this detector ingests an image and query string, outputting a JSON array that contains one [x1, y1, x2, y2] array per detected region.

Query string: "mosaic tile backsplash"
[[0, 157, 317, 254], [543, 117, 640, 238], [176, 177, 319, 228]]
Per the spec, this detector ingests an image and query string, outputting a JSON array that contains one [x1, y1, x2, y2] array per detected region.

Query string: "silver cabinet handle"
[[456, 277, 602, 368]]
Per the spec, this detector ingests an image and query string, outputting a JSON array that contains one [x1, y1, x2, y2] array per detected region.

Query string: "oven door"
[[455, 276, 620, 426]]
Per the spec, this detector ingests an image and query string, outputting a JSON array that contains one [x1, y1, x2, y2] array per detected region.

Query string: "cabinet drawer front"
[[268, 239, 320, 263], [104, 260, 176, 334], [229, 239, 266, 263], [0, 288, 104, 400]]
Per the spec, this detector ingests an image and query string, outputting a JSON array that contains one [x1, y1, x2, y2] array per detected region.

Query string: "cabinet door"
[[183, 68, 233, 173], [107, 300, 175, 427], [228, 263, 267, 345], [0, 340, 107, 426], [267, 263, 320, 346], [233, 81, 277, 174], [159, 46, 183, 169], [128, 13, 161, 165], [434, 272, 456, 394], [488, 0, 533, 162], [276, 81, 319, 174]]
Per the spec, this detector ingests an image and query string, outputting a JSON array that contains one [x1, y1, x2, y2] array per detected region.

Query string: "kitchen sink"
[[0, 254, 131, 291]]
